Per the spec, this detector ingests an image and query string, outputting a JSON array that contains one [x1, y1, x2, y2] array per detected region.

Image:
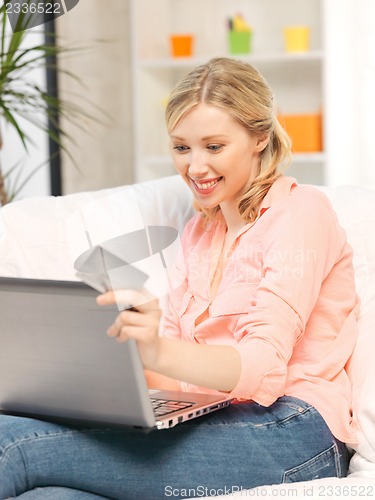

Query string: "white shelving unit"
[[130, 0, 325, 185]]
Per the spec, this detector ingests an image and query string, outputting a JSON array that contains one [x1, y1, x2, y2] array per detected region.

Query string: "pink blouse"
[[160, 176, 359, 444]]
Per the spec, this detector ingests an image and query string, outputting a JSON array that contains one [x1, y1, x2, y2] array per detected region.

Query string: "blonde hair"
[[165, 57, 291, 223]]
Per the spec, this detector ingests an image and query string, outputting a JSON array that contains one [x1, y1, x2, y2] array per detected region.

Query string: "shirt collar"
[[212, 175, 298, 236], [258, 175, 298, 216]]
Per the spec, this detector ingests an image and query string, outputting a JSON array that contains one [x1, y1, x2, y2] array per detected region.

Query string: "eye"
[[207, 144, 223, 152], [173, 145, 190, 153]]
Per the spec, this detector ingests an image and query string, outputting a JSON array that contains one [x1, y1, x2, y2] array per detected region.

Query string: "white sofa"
[[1, 175, 375, 499]]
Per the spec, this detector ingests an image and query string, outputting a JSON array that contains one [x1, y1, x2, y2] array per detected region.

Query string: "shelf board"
[[138, 50, 324, 69]]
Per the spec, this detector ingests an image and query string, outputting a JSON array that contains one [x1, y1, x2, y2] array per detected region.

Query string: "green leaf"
[[0, 102, 29, 149], [0, 4, 106, 203]]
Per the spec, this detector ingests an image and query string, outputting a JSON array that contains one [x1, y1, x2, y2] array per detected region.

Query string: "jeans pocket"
[[283, 443, 340, 483]]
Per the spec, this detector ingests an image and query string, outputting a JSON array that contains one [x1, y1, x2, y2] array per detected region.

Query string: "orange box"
[[169, 34, 194, 58], [278, 113, 323, 153]]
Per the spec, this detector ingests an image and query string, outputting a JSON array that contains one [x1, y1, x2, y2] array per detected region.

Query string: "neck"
[[219, 202, 247, 236]]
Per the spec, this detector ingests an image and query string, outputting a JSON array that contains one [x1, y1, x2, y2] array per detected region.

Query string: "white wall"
[[56, 0, 134, 195], [323, 0, 375, 188], [2, 0, 375, 198], [0, 27, 50, 202]]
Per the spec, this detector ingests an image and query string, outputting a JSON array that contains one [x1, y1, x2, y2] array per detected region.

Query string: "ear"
[[255, 134, 270, 153]]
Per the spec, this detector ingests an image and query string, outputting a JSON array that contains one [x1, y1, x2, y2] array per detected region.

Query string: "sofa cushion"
[[318, 185, 375, 476]]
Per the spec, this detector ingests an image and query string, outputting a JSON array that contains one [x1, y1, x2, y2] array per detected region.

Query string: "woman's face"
[[169, 103, 267, 213]]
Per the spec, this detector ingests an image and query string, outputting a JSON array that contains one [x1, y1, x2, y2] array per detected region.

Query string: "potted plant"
[[0, 3, 93, 205]]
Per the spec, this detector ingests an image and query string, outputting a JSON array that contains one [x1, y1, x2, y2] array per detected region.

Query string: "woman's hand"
[[96, 289, 162, 370], [97, 289, 241, 394]]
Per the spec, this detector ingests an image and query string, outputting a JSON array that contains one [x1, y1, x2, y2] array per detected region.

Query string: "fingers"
[[107, 308, 144, 336], [97, 288, 159, 313], [108, 325, 152, 344], [97, 289, 161, 366], [96, 290, 116, 305], [107, 309, 159, 343]]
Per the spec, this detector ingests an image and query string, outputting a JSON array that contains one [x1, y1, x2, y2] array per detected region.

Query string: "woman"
[[0, 58, 358, 499]]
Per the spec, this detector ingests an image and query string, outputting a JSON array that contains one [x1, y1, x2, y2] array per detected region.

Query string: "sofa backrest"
[[0, 175, 194, 281]]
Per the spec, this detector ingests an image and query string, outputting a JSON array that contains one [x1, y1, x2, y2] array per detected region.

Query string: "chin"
[[193, 197, 219, 211]]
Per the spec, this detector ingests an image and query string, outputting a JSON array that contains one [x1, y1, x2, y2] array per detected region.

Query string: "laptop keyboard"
[[151, 398, 194, 418]]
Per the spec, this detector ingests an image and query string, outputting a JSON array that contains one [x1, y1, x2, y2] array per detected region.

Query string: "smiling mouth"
[[192, 177, 223, 191]]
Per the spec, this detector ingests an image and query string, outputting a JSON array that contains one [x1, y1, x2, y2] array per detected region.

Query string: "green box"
[[228, 31, 252, 55]]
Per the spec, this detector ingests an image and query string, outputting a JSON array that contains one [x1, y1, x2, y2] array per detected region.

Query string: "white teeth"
[[195, 179, 220, 190]]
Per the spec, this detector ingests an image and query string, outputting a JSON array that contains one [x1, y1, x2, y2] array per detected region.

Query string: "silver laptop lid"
[[0, 277, 156, 428]]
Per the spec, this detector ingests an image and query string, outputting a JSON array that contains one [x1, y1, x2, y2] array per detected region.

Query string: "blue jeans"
[[0, 396, 349, 499]]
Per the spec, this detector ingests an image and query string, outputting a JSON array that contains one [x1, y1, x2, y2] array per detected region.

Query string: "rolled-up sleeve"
[[230, 186, 354, 404]]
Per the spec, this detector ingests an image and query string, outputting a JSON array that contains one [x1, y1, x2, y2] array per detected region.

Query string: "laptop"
[[0, 277, 232, 430]]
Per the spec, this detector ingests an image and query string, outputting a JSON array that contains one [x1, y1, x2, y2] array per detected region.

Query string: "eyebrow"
[[170, 134, 229, 141], [169, 135, 185, 141]]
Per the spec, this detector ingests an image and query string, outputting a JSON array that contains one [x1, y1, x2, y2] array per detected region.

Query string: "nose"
[[188, 151, 209, 178]]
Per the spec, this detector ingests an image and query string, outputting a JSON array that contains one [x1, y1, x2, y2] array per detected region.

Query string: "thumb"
[[97, 288, 159, 313]]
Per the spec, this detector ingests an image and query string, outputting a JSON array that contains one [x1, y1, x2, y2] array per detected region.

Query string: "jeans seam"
[[283, 443, 336, 480], [277, 401, 313, 411], [0, 430, 120, 499], [253, 405, 314, 428], [0, 428, 111, 465], [184, 407, 314, 429], [18, 436, 32, 493], [333, 441, 342, 477]]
